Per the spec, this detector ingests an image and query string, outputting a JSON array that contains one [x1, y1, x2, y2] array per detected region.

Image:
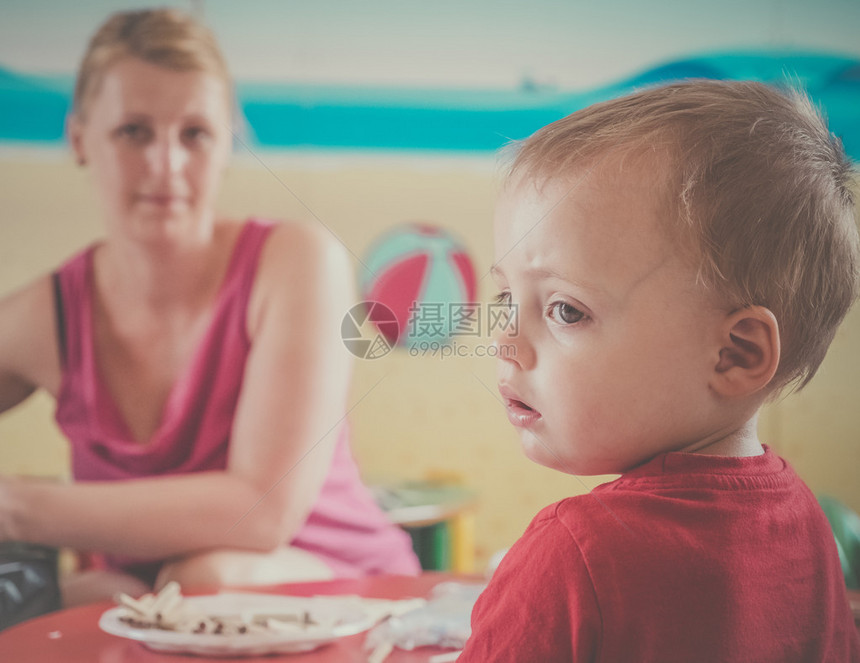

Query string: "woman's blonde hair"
[[509, 80, 859, 392], [73, 8, 231, 119]]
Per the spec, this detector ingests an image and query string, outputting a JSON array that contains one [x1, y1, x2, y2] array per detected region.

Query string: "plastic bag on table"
[[365, 581, 486, 652]]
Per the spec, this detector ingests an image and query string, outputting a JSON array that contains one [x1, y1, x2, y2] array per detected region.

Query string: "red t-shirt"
[[459, 447, 859, 662]]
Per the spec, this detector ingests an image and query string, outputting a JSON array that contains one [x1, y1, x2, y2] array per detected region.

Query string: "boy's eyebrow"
[[525, 265, 573, 280], [491, 263, 573, 280], [492, 263, 603, 295]]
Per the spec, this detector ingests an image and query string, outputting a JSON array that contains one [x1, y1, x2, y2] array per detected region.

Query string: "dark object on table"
[[0, 542, 61, 632]]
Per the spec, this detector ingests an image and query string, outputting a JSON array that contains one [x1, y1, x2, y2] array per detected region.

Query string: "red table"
[[0, 573, 479, 662]]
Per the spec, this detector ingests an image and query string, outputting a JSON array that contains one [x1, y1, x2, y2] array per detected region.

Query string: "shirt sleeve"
[[458, 506, 601, 662]]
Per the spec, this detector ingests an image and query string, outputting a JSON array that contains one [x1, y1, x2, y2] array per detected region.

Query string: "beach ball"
[[360, 222, 477, 348]]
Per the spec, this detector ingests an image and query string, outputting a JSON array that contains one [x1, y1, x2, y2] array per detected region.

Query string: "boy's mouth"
[[498, 386, 542, 428]]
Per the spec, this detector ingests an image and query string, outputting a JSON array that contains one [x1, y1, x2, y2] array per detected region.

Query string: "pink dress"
[[53, 219, 420, 582]]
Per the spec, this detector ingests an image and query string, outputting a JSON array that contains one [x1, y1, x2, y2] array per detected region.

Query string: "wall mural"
[[1, 51, 859, 159]]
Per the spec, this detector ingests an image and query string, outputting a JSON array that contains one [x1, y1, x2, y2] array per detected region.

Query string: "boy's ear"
[[711, 306, 780, 398]]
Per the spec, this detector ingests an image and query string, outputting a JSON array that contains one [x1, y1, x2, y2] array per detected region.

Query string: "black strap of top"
[[51, 272, 67, 369]]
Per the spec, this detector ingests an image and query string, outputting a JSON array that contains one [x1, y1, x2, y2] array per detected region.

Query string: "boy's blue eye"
[[548, 301, 585, 325]]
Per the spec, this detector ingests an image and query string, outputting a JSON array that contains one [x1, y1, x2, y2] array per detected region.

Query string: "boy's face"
[[492, 160, 732, 475]]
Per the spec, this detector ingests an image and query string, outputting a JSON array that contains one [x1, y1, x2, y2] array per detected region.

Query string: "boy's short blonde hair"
[[73, 8, 231, 119], [510, 80, 859, 392]]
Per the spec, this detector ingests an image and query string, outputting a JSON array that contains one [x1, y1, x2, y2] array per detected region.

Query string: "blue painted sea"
[[1, 51, 858, 160]]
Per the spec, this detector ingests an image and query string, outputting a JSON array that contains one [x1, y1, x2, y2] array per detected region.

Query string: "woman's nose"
[[146, 133, 187, 177]]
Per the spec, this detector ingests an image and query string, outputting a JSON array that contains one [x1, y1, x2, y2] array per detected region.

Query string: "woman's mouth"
[[138, 193, 187, 207]]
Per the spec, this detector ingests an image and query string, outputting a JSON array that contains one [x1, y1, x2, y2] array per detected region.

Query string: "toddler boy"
[[459, 80, 860, 662]]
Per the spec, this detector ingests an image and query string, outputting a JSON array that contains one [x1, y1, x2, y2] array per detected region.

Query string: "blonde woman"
[[0, 9, 419, 606]]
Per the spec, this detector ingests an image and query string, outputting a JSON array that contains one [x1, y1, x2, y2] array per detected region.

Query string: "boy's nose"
[[492, 312, 535, 370]]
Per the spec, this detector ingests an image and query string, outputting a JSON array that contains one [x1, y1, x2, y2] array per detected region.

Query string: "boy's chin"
[[520, 432, 588, 476], [519, 431, 625, 477]]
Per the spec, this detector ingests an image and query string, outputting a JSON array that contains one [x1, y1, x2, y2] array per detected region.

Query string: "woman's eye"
[[182, 126, 210, 144], [116, 124, 150, 142], [547, 301, 585, 325]]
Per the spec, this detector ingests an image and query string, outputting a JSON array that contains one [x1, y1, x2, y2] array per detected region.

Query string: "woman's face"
[[70, 57, 232, 243]]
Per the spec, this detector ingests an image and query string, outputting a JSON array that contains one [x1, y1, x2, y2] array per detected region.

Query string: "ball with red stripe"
[[360, 222, 477, 347]]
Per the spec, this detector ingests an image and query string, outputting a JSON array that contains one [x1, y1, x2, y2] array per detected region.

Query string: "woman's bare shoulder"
[[246, 220, 355, 337], [266, 218, 348, 258], [257, 220, 353, 287]]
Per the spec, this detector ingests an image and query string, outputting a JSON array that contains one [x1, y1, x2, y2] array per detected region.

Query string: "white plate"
[[98, 592, 382, 657]]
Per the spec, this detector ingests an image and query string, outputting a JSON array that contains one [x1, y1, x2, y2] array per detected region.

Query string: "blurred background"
[[1, 0, 859, 571]]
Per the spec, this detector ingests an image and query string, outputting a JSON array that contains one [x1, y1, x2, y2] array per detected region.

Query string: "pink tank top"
[[54, 220, 419, 579]]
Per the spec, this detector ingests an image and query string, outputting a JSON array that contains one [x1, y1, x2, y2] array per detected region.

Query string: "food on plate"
[[113, 582, 318, 635]]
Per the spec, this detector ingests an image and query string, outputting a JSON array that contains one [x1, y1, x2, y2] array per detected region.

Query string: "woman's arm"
[[227, 221, 356, 546], [0, 276, 60, 412], [2, 223, 356, 559], [0, 373, 36, 415]]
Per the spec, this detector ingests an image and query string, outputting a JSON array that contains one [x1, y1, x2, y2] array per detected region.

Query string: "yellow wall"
[[1, 153, 858, 568]]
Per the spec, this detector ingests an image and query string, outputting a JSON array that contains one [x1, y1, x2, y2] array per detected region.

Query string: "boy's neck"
[[682, 415, 764, 458]]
